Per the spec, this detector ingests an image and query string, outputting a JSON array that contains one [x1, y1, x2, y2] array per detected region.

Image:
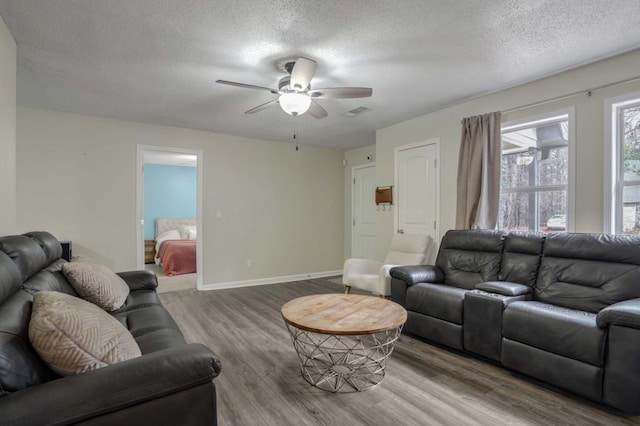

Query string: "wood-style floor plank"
[[159, 278, 640, 426]]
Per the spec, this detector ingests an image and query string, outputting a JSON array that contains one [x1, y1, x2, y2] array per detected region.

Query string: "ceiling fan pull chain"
[[294, 116, 299, 151]]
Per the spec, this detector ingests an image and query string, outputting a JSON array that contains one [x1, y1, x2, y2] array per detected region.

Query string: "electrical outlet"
[[246, 259, 253, 268], [216, 210, 223, 219]]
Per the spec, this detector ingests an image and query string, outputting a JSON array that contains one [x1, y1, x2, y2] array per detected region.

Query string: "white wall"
[[16, 108, 345, 285], [0, 15, 16, 234], [346, 48, 640, 261]]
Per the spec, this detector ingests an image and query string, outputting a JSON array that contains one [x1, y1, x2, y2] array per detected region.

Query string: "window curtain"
[[455, 111, 502, 229]]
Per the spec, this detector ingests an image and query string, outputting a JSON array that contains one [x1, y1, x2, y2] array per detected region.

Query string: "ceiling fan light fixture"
[[279, 93, 311, 116], [216, 56, 371, 119]]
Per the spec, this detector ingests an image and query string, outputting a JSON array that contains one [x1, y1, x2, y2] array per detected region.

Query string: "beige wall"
[[16, 108, 345, 284], [346, 48, 640, 261], [0, 15, 16, 234], [342, 144, 376, 259]]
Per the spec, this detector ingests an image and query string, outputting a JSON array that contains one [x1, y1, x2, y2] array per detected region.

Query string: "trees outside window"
[[499, 115, 570, 232], [618, 103, 640, 235]]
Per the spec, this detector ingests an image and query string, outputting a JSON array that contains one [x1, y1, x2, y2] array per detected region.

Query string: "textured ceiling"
[[1, 1, 640, 150]]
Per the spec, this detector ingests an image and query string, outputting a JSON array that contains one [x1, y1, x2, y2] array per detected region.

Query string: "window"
[[498, 113, 572, 232], [608, 95, 640, 235]]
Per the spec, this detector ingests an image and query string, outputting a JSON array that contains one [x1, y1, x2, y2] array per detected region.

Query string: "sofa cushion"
[[499, 232, 545, 286], [0, 290, 58, 394], [0, 252, 22, 305], [62, 262, 129, 312], [435, 230, 505, 289], [535, 233, 640, 313], [503, 301, 606, 366], [384, 234, 431, 265], [22, 269, 78, 297], [115, 289, 163, 311], [344, 273, 379, 293], [111, 303, 185, 354], [28, 291, 141, 376], [0, 236, 47, 282], [406, 283, 467, 324], [24, 232, 63, 266]]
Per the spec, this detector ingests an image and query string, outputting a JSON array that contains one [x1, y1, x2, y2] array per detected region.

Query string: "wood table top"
[[281, 293, 407, 335]]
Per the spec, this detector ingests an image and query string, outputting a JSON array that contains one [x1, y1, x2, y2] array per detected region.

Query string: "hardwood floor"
[[159, 278, 640, 426]]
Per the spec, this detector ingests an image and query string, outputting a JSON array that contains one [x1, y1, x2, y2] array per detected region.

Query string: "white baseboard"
[[199, 270, 342, 291]]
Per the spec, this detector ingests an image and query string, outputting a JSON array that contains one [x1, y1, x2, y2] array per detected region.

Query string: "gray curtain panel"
[[456, 111, 502, 229]]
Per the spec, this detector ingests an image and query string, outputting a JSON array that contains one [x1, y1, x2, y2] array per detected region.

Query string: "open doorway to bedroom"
[[136, 145, 203, 293]]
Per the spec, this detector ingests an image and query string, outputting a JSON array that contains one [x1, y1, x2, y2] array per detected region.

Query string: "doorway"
[[394, 139, 439, 262], [136, 145, 203, 290], [351, 164, 377, 259]]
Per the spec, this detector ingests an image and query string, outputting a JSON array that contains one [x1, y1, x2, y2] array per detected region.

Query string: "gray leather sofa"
[[0, 231, 221, 425], [390, 229, 640, 414]]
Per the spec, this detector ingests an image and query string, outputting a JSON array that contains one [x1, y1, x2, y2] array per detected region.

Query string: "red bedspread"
[[157, 240, 196, 276]]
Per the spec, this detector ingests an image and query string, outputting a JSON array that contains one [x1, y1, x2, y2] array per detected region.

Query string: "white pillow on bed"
[[179, 225, 197, 240], [155, 229, 181, 252]]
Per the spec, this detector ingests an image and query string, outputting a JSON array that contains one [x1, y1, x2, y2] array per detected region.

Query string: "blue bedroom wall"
[[144, 163, 197, 240]]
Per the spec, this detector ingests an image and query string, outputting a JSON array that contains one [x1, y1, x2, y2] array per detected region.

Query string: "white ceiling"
[[1, 1, 640, 150]]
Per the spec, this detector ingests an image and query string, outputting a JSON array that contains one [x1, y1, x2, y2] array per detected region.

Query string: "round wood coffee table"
[[281, 294, 407, 393]]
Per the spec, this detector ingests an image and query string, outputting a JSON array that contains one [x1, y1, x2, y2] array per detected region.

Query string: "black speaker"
[[60, 241, 72, 261]]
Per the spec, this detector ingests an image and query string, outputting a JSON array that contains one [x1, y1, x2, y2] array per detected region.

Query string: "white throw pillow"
[[179, 225, 196, 240], [155, 229, 181, 252], [157, 229, 181, 242], [187, 227, 196, 240]]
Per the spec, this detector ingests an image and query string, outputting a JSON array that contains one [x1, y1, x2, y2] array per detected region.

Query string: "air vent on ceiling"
[[343, 106, 371, 117]]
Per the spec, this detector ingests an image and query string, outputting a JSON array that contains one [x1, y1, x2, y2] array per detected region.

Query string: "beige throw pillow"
[[29, 291, 141, 376], [62, 261, 129, 312]]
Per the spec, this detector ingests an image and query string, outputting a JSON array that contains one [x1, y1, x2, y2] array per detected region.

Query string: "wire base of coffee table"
[[285, 323, 403, 392]]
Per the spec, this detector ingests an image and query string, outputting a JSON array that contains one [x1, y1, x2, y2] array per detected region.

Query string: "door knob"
[[397, 229, 404, 234]]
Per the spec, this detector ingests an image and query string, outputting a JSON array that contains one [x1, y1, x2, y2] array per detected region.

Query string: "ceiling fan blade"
[[290, 57, 317, 91], [308, 100, 328, 119], [308, 87, 372, 99], [245, 99, 279, 114], [216, 80, 278, 94]]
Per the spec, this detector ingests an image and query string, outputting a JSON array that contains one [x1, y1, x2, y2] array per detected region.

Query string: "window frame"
[[499, 108, 576, 232], [605, 91, 640, 234]]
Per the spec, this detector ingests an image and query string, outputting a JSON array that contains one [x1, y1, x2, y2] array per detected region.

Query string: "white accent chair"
[[343, 234, 432, 297]]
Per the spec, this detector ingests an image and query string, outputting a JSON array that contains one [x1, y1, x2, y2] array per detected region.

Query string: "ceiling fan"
[[216, 57, 372, 119]]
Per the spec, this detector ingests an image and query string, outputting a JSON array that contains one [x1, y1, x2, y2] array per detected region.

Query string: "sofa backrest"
[[535, 233, 640, 313], [0, 232, 73, 396], [499, 232, 545, 286], [435, 229, 505, 289], [21, 232, 76, 296]]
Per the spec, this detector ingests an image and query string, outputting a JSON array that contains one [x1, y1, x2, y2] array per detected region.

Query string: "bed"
[[154, 217, 197, 276]]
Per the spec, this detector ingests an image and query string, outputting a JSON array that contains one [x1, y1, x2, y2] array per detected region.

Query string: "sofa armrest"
[[376, 264, 401, 296], [596, 298, 640, 329], [117, 269, 158, 292], [389, 265, 443, 286], [475, 281, 532, 297], [0, 343, 220, 425]]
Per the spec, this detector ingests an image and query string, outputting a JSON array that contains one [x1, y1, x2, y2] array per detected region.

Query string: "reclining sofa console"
[[390, 229, 640, 415]]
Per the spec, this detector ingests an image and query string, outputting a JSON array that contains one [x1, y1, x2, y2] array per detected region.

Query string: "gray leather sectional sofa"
[[390, 229, 640, 415], [0, 231, 221, 425]]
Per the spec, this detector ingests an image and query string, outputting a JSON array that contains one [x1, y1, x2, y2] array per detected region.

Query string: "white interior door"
[[352, 165, 376, 259], [396, 142, 439, 245]]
